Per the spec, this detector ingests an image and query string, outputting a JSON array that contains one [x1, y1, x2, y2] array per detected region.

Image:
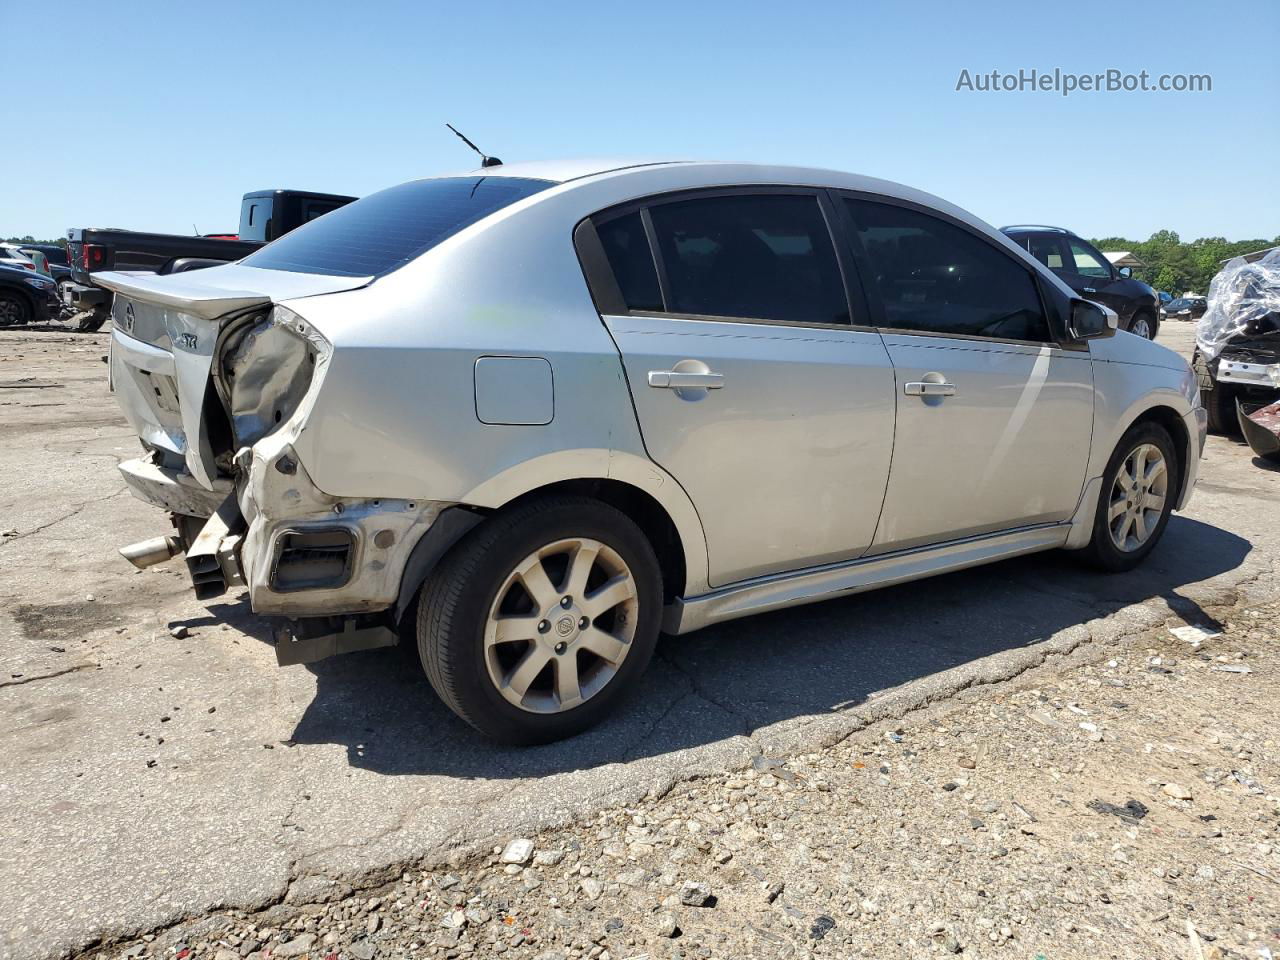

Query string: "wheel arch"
[[1066, 397, 1197, 550], [393, 451, 709, 623], [1127, 403, 1192, 505], [498, 477, 691, 605]]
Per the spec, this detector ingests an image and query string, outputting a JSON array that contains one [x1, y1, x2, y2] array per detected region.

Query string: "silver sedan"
[[99, 160, 1206, 743]]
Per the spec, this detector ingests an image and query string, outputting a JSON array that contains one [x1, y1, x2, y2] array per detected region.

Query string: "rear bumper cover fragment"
[[119, 455, 234, 518]]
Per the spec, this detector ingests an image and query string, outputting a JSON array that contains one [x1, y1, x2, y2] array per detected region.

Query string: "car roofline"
[[1000, 225, 1073, 235]]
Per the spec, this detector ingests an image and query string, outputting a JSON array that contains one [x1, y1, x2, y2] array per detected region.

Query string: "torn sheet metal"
[[216, 309, 322, 450], [1197, 247, 1280, 360], [1240, 399, 1280, 462]]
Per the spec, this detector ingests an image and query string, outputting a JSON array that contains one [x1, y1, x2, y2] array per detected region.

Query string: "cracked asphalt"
[[1, 322, 1277, 960]]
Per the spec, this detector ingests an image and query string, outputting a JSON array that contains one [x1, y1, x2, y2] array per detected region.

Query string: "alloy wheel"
[[1130, 316, 1152, 339], [0, 295, 25, 326], [1107, 442, 1168, 552], [484, 537, 639, 714]]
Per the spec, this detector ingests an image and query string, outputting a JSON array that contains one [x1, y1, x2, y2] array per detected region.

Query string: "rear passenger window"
[[847, 200, 1051, 342], [597, 212, 663, 312], [647, 194, 849, 325], [1027, 235, 1065, 270]]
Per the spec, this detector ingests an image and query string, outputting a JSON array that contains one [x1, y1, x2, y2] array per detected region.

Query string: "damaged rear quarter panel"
[[237, 429, 450, 617]]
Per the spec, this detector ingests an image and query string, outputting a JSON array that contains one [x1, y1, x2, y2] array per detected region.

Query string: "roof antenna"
[[446, 123, 503, 168]]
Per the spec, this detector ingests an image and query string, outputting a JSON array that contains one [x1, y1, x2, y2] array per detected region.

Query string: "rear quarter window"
[[241, 177, 553, 278], [596, 212, 663, 312]]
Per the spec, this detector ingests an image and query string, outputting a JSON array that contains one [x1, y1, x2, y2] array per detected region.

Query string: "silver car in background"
[[100, 160, 1206, 743]]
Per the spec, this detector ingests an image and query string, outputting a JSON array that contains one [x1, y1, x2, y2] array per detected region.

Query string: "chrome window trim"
[[874, 326, 1071, 351], [624, 310, 880, 335]]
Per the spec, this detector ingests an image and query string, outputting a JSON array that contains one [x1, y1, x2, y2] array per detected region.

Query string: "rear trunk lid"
[[99, 264, 370, 489]]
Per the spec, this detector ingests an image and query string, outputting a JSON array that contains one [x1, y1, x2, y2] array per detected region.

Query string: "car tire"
[[1081, 421, 1178, 573], [1192, 349, 1238, 435], [0, 291, 32, 326], [1129, 310, 1158, 340], [1205, 384, 1239, 436], [416, 496, 663, 744]]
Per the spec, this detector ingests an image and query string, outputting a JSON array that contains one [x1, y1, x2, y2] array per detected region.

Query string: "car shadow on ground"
[[210, 516, 1250, 779]]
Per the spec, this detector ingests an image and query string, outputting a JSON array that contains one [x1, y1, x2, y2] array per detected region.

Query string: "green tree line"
[[1092, 231, 1279, 296], [4, 235, 68, 248]]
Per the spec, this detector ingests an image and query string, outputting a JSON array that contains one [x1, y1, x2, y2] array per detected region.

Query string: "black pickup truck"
[[63, 189, 355, 331]]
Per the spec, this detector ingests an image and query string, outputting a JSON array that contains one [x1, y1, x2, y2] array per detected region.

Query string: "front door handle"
[[904, 380, 956, 397], [648, 370, 725, 389]]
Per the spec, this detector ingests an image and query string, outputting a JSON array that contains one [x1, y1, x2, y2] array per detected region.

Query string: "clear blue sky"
[[2, 0, 1276, 242]]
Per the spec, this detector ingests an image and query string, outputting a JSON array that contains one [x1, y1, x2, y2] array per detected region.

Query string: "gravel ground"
[[85, 591, 1280, 960]]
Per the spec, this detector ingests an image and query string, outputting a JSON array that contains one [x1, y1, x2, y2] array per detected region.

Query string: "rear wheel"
[[1081, 422, 1177, 572], [417, 496, 662, 744]]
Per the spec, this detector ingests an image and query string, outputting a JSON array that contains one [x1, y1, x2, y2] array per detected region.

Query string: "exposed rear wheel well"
[[1130, 405, 1189, 501], [502, 479, 688, 603]]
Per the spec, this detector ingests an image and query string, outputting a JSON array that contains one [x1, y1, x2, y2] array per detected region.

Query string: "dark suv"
[[1003, 225, 1161, 339]]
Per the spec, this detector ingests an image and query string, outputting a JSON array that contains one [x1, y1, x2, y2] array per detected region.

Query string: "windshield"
[[241, 176, 554, 278]]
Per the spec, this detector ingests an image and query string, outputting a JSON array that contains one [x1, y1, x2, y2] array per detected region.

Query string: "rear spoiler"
[[93, 271, 270, 321]]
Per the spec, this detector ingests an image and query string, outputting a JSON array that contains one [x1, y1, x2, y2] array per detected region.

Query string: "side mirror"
[[1116, 265, 1133, 279], [1069, 299, 1118, 340]]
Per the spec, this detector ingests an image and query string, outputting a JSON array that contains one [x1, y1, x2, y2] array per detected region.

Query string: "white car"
[[101, 160, 1206, 743]]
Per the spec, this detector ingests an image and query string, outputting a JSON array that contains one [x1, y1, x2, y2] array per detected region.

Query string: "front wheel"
[[1080, 422, 1177, 572], [417, 496, 663, 744], [1129, 311, 1158, 340], [0, 292, 31, 326]]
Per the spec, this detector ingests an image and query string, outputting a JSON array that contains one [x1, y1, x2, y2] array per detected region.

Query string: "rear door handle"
[[648, 370, 725, 389], [904, 380, 956, 397]]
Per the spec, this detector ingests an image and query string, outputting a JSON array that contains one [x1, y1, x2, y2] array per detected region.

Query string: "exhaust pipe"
[[119, 535, 181, 570]]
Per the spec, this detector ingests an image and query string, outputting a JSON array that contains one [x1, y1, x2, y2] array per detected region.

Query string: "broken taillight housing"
[[215, 305, 330, 451]]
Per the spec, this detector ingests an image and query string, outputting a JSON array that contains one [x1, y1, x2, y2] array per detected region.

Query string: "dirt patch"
[[8, 600, 128, 643]]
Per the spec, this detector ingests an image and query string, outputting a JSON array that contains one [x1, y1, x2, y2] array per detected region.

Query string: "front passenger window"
[[1068, 239, 1112, 279], [847, 199, 1051, 343]]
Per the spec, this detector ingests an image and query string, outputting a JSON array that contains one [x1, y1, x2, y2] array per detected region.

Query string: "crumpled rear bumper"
[[234, 439, 448, 617], [119, 455, 232, 518]]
